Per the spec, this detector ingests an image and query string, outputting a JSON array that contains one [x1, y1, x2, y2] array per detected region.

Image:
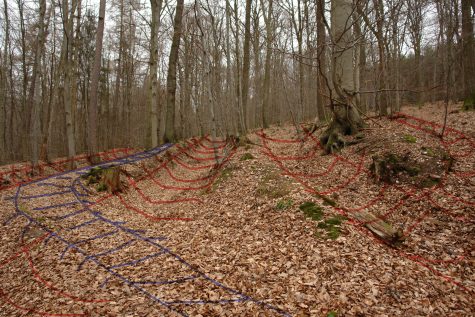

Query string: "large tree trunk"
[[88, 0, 106, 162], [28, 0, 47, 169], [149, 0, 163, 148], [63, 0, 78, 168], [462, 0, 475, 108], [320, 0, 364, 154], [164, 0, 185, 142], [316, 0, 326, 122], [261, 0, 273, 129], [0, 0, 9, 163], [241, 0, 252, 130]]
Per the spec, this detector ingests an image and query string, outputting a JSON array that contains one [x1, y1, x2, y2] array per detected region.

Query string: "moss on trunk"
[[320, 104, 364, 154]]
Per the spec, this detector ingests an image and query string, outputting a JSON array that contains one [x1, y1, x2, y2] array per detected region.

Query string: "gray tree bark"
[[164, 0, 185, 142], [28, 0, 47, 169], [462, 0, 475, 107], [88, 0, 106, 162], [320, 0, 364, 153], [149, 0, 163, 148]]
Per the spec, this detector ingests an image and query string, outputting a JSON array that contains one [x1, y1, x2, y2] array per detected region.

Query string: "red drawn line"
[[255, 130, 309, 144], [116, 193, 192, 221], [23, 248, 110, 303], [0, 289, 88, 316], [185, 140, 220, 154], [194, 138, 228, 150], [0, 233, 49, 269], [175, 144, 228, 162], [256, 114, 474, 293], [203, 135, 227, 144], [163, 165, 214, 183], [127, 177, 203, 204]]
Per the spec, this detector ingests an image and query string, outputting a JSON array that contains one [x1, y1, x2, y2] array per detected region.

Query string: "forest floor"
[[0, 102, 474, 316]]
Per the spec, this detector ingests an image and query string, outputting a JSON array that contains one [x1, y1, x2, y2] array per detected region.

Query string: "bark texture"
[[320, 0, 364, 154], [88, 0, 106, 162], [164, 0, 185, 142]]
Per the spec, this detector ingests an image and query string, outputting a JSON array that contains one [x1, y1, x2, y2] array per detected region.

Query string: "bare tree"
[[241, 0, 252, 130], [261, 0, 273, 128], [462, 0, 475, 108], [164, 0, 185, 142], [149, 0, 163, 148], [62, 0, 79, 167], [320, 0, 364, 153], [28, 0, 48, 169], [88, 0, 107, 161]]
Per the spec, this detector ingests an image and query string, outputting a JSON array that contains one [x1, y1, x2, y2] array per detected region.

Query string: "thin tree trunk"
[[149, 0, 163, 148], [316, 0, 326, 121], [261, 0, 272, 128], [88, 0, 106, 162], [462, 0, 475, 105], [164, 0, 185, 142], [0, 0, 9, 162], [28, 0, 47, 169], [241, 0, 252, 131]]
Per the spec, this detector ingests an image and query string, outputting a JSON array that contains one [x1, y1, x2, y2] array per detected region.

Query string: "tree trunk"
[[0, 0, 9, 163], [63, 0, 78, 168], [320, 0, 364, 154], [28, 0, 47, 169], [261, 0, 273, 129], [149, 0, 163, 148], [241, 0, 252, 130], [88, 0, 106, 162], [462, 0, 475, 108], [164, 0, 185, 142], [316, 0, 326, 122]]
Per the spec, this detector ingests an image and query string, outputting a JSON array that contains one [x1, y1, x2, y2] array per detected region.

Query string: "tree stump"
[[101, 167, 122, 193]]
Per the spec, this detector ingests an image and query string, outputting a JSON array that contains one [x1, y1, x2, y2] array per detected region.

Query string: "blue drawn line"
[[68, 218, 99, 230], [52, 207, 88, 220], [20, 190, 72, 200], [133, 275, 199, 286], [10, 144, 290, 317], [12, 189, 189, 316], [60, 230, 118, 259], [166, 298, 246, 305], [34, 201, 82, 211], [109, 252, 165, 269], [37, 182, 71, 189], [77, 239, 136, 271]]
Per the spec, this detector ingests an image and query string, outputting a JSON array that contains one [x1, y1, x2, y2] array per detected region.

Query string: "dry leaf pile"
[[0, 104, 474, 316]]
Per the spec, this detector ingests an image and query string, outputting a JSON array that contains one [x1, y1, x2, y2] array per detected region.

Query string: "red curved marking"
[[282, 156, 341, 178], [439, 187, 475, 206], [0, 234, 49, 269], [163, 165, 215, 183], [185, 140, 220, 154], [344, 184, 389, 212], [173, 156, 218, 171], [142, 165, 215, 191], [426, 195, 469, 222], [397, 252, 472, 293], [0, 289, 87, 316], [255, 130, 309, 144], [127, 176, 203, 204], [175, 144, 227, 162], [194, 138, 228, 150], [257, 124, 475, 294], [23, 248, 110, 303], [264, 146, 319, 161], [116, 193, 192, 221], [203, 135, 227, 144]]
